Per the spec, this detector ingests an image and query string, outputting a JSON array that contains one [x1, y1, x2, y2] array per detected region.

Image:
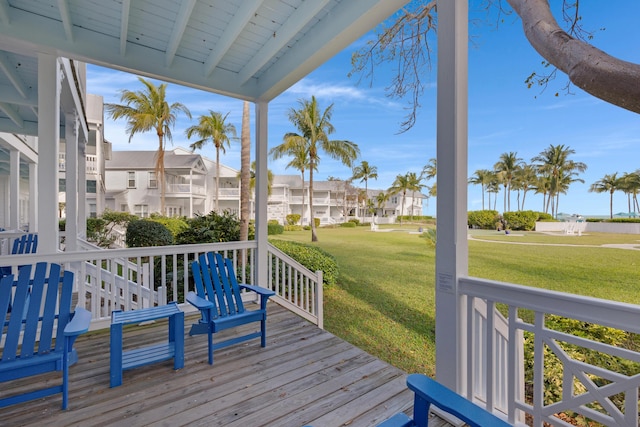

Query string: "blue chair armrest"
[[186, 291, 215, 310], [239, 284, 275, 297], [406, 374, 511, 427], [64, 307, 92, 336]]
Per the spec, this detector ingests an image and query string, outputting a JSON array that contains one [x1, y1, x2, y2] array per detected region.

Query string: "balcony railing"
[[0, 241, 323, 331], [166, 183, 206, 195], [460, 276, 640, 427]]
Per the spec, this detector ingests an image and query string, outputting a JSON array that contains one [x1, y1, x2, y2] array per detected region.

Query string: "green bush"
[[126, 219, 174, 247], [340, 222, 357, 228], [268, 222, 284, 235], [314, 218, 320, 227], [59, 219, 66, 231], [175, 211, 240, 244], [536, 212, 555, 221], [348, 218, 360, 226], [269, 239, 338, 287], [586, 218, 604, 222], [149, 214, 189, 237], [421, 228, 437, 247], [503, 210, 538, 231], [606, 218, 640, 223], [284, 225, 304, 231], [467, 210, 500, 229], [286, 214, 301, 225]]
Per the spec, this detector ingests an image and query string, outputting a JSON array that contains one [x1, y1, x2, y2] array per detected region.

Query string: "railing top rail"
[[460, 276, 640, 334], [268, 244, 321, 280], [0, 241, 258, 266]]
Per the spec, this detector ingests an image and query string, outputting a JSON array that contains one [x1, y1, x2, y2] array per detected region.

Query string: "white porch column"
[[65, 113, 79, 251], [37, 53, 61, 254], [9, 149, 19, 230], [435, 0, 469, 392], [255, 101, 268, 286], [29, 162, 37, 231], [189, 170, 194, 217], [78, 144, 87, 237]]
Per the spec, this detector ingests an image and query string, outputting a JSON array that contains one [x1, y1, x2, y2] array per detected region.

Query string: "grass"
[[274, 227, 640, 376]]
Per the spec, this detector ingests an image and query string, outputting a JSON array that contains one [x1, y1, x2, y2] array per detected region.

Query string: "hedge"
[[269, 239, 338, 287]]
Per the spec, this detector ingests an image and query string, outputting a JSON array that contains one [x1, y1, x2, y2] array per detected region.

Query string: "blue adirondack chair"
[[0, 262, 91, 409], [0, 233, 38, 279], [187, 252, 275, 365], [378, 374, 511, 427]]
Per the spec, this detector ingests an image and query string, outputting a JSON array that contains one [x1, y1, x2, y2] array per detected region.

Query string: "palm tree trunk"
[[610, 191, 614, 219], [215, 147, 220, 212], [300, 172, 305, 225], [158, 137, 166, 215], [240, 101, 250, 243], [310, 164, 317, 242], [481, 185, 485, 210]]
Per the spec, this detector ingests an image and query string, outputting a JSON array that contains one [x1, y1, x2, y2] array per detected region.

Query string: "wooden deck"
[[1, 303, 451, 427]]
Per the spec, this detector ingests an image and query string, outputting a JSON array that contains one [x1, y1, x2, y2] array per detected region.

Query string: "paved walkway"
[[467, 234, 640, 251]]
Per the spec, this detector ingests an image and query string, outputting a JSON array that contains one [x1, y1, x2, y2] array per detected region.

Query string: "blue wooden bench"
[[378, 374, 511, 427], [187, 252, 275, 365], [0, 262, 91, 409]]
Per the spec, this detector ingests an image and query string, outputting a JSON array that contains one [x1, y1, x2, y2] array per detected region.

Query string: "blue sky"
[[87, 2, 640, 217]]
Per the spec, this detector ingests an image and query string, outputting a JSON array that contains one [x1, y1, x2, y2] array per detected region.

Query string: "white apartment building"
[[103, 151, 426, 224]]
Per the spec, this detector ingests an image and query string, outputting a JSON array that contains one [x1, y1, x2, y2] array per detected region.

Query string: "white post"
[[435, 0, 469, 392], [9, 149, 19, 230], [255, 101, 268, 287], [28, 162, 37, 231], [65, 113, 79, 251], [78, 143, 87, 237], [189, 169, 193, 217], [37, 53, 61, 254]]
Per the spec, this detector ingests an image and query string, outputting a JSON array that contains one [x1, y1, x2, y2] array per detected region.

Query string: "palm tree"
[[469, 169, 493, 210], [623, 171, 640, 214], [388, 173, 411, 224], [352, 160, 378, 221], [514, 164, 537, 211], [589, 173, 621, 219], [406, 172, 425, 220], [422, 158, 437, 180], [271, 143, 314, 225], [186, 110, 237, 212], [494, 152, 522, 213], [270, 96, 359, 241], [532, 144, 587, 218], [240, 102, 251, 243], [376, 192, 389, 217], [105, 77, 191, 215]]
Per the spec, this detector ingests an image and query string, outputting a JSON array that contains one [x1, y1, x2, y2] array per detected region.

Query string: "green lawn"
[[272, 228, 640, 376]]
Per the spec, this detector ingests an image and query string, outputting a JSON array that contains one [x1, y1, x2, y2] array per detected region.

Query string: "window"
[[391, 196, 398, 204], [59, 178, 66, 192], [127, 171, 136, 188], [120, 204, 129, 212], [86, 180, 97, 193], [166, 206, 182, 217], [148, 172, 157, 189], [134, 204, 149, 218], [89, 203, 97, 219]]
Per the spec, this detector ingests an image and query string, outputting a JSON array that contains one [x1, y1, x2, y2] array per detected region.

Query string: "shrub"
[[149, 214, 189, 237], [606, 218, 640, 223], [286, 214, 301, 225], [126, 220, 174, 247], [314, 218, 320, 228], [269, 239, 338, 287], [340, 222, 356, 228], [421, 228, 437, 247], [467, 210, 500, 229], [503, 210, 538, 231], [536, 212, 555, 221], [348, 218, 360, 226], [175, 211, 240, 244], [59, 219, 66, 231], [268, 222, 284, 235], [284, 225, 304, 231]]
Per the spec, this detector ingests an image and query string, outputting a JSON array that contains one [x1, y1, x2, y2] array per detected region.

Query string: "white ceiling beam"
[[0, 0, 10, 25], [0, 102, 24, 128], [57, 0, 74, 42], [0, 53, 28, 99], [0, 83, 36, 106], [165, 0, 197, 68], [203, 0, 261, 78], [238, 0, 331, 85], [119, 0, 131, 56]]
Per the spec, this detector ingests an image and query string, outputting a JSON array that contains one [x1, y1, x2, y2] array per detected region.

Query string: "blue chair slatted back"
[[192, 252, 245, 319], [11, 233, 38, 255], [1, 262, 72, 362]]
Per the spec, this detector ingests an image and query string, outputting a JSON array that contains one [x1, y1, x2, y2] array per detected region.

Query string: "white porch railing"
[[0, 241, 324, 331], [460, 276, 640, 427]]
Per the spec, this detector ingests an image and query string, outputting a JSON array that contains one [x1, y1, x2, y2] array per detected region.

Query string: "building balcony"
[[166, 183, 206, 196]]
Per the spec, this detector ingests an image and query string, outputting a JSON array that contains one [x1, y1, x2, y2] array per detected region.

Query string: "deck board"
[[0, 303, 451, 427]]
